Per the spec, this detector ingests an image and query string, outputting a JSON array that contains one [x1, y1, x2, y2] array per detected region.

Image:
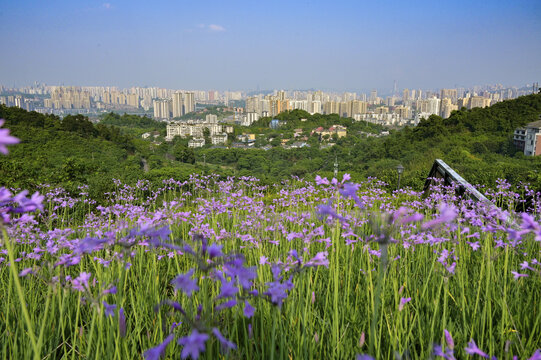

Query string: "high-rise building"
[[269, 98, 290, 116], [417, 97, 440, 116], [142, 94, 152, 110], [469, 96, 491, 109], [402, 89, 410, 102], [127, 94, 139, 108], [206, 114, 218, 123], [440, 98, 458, 118], [339, 102, 349, 117], [323, 101, 339, 115], [375, 106, 389, 114], [369, 89, 378, 103], [184, 92, 195, 114], [393, 105, 411, 119], [172, 92, 184, 118], [153, 99, 172, 119], [350, 100, 367, 116], [310, 100, 321, 114], [440, 89, 458, 103], [246, 97, 260, 114], [343, 92, 356, 102]]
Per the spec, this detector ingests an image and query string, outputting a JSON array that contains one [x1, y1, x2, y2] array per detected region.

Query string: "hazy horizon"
[[1, 0, 540, 92]]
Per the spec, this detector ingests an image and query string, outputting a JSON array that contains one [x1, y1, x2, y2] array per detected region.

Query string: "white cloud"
[[208, 24, 226, 32], [102, 3, 112, 10]]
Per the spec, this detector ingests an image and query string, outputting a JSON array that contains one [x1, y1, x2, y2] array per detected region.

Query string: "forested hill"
[[199, 93, 541, 189], [1, 93, 541, 199], [350, 93, 541, 188], [0, 106, 144, 195], [248, 108, 385, 133]]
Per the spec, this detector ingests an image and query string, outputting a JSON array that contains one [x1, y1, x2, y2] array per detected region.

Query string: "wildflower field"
[[1, 119, 541, 360], [1, 172, 540, 360]]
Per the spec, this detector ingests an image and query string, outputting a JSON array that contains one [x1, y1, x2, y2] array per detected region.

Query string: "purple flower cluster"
[[143, 232, 328, 359], [0, 121, 44, 226], [0, 119, 19, 155], [1, 145, 540, 360], [0, 188, 44, 224]]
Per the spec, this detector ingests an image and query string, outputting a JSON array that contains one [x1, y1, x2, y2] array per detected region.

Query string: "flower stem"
[[2, 228, 40, 359], [370, 242, 388, 358]]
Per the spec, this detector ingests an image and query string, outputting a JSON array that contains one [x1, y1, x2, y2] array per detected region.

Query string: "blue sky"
[[0, 0, 540, 92]]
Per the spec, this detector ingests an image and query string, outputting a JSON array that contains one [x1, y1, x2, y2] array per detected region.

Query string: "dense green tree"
[[173, 144, 196, 164]]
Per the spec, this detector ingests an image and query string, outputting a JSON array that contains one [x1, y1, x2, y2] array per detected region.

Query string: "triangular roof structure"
[[423, 159, 489, 203]]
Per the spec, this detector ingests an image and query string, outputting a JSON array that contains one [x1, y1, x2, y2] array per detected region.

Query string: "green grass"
[[1, 179, 540, 359]]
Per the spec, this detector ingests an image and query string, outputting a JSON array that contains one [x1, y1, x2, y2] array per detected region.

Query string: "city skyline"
[[1, 0, 540, 91], [3, 81, 535, 129]]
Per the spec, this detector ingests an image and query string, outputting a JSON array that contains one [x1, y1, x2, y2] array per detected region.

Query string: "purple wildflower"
[[0, 119, 20, 155], [216, 299, 237, 312], [359, 332, 365, 347], [316, 201, 346, 223], [398, 297, 411, 311], [224, 261, 256, 289], [119, 308, 126, 337], [177, 329, 209, 360], [304, 252, 329, 268], [444, 329, 454, 349], [171, 322, 181, 332], [243, 300, 255, 318], [520, 261, 532, 270], [422, 203, 458, 230], [76, 237, 107, 254], [72, 272, 92, 291], [467, 241, 481, 251], [103, 285, 117, 295], [103, 301, 117, 317], [19, 268, 33, 277], [520, 213, 539, 232], [211, 328, 237, 351], [11, 190, 44, 213], [356, 355, 375, 360], [339, 182, 360, 199], [207, 244, 223, 258], [155, 300, 186, 314], [528, 350, 541, 360], [143, 334, 174, 360], [264, 276, 294, 307], [399, 212, 424, 224], [511, 271, 529, 280], [433, 344, 445, 357], [171, 269, 199, 296], [464, 339, 489, 358], [217, 280, 239, 299], [289, 249, 301, 262], [315, 175, 330, 185], [433, 343, 456, 360], [446, 262, 457, 274]]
